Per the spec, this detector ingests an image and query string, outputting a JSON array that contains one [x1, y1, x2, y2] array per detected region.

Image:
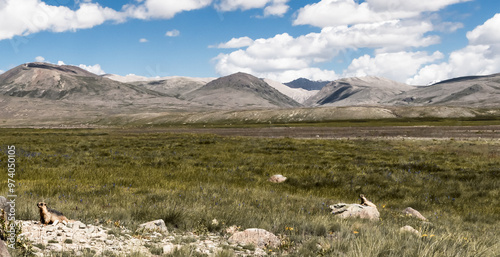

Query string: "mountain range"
[[0, 62, 499, 125]]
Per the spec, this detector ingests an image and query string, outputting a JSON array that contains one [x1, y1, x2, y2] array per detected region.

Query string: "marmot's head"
[[37, 202, 48, 210]]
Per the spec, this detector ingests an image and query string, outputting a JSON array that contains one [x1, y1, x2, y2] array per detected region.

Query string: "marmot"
[[359, 194, 377, 208], [37, 202, 70, 225]]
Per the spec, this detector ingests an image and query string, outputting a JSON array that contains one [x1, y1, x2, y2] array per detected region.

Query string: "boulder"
[[228, 228, 280, 248], [136, 219, 168, 234], [402, 207, 427, 221], [400, 225, 420, 236], [268, 175, 287, 183], [330, 203, 380, 221]]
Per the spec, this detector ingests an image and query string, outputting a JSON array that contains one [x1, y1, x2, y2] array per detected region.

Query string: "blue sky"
[[0, 0, 499, 84]]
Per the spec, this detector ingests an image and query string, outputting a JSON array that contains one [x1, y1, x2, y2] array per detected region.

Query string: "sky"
[[0, 0, 499, 85]]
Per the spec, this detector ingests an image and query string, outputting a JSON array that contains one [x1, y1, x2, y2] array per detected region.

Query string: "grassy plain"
[[1, 127, 499, 256]]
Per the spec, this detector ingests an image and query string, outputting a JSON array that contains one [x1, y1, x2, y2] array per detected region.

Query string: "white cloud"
[[165, 29, 180, 37], [263, 0, 289, 17], [466, 13, 500, 46], [79, 64, 106, 75], [367, 0, 471, 13], [343, 51, 444, 83], [213, 20, 438, 82], [124, 0, 212, 19], [35, 56, 45, 62], [0, 0, 126, 40], [213, 36, 253, 48], [409, 14, 500, 85], [216, 0, 289, 17], [294, 0, 471, 28], [0, 70, 4, 74], [57, 60, 65, 65], [139, 38, 148, 43]]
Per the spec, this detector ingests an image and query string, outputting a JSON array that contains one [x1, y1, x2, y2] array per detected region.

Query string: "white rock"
[[137, 219, 168, 234], [400, 225, 420, 236], [268, 174, 287, 183], [330, 203, 380, 221], [228, 228, 280, 248], [163, 244, 181, 254], [402, 207, 427, 221]]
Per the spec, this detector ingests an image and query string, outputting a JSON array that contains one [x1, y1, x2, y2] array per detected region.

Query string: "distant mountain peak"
[[285, 78, 330, 91]]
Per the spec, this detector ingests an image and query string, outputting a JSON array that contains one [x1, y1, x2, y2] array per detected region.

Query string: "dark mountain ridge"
[[285, 78, 330, 91]]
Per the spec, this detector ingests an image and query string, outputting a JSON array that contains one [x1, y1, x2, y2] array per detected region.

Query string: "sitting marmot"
[[359, 194, 377, 208], [37, 202, 70, 225]]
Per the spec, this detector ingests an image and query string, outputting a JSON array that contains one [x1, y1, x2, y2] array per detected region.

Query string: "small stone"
[[268, 174, 287, 183], [400, 225, 420, 236], [402, 207, 427, 221], [105, 240, 114, 245], [137, 219, 168, 234], [79, 223, 87, 229]]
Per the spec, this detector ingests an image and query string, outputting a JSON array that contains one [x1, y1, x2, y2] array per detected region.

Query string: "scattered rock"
[[268, 174, 287, 183], [228, 228, 280, 248], [400, 225, 420, 236], [46, 244, 63, 252], [163, 244, 181, 255], [136, 219, 168, 234], [402, 207, 427, 221], [330, 203, 380, 221]]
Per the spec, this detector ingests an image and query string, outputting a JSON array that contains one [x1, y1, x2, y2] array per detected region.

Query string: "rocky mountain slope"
[[129, 77, 215, 98], [0, 63, 499, 126], [305, 76, 415, 106], [388, 73, 500, 107], [263, 78, 318, 104], [0, 63, 165, 101], [184, 72, 301, 108], [285, 78, 330, 90]]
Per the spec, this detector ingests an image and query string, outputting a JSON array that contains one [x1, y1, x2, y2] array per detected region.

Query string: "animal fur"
[[359, 194, 377, 208], [37, 202, 70, 225]]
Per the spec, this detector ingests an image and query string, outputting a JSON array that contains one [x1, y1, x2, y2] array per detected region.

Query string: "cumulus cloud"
[[0, 0, 212, 41], [343, 51, 444, 82], [79, 64, 106, 75], [409, 14, 500, 85], [0, 70, 4, 74], [165, 29, 180, 37], [35, 56, 45, 62], [139, 38, 148, 43], [294, 0, 471, 27], [0, 0, 126, 40], [212, 36, 254, 48], [213, 20, 438, 82], [57, 60, 66, 65], [466, 13, 500, 46]]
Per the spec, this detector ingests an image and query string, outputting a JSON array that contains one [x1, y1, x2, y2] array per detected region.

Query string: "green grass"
[[1, 129, 499, 256]]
